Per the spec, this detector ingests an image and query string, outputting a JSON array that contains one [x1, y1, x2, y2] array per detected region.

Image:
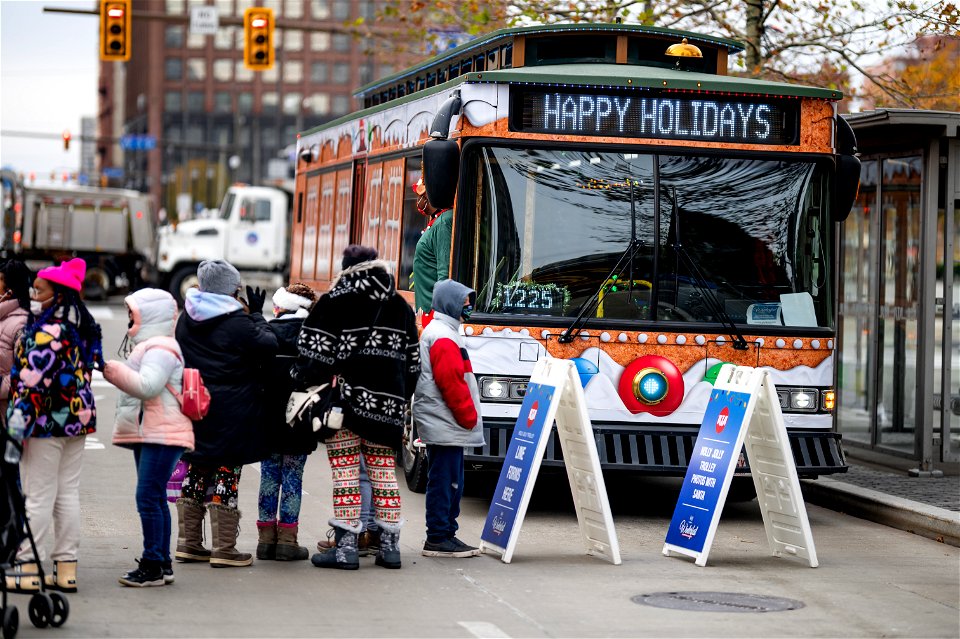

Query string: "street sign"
[[120, 134, 157, 151], [102, 167, 124, 178], [190, 5, 219, 35], [662, 364, 818, 567], [480, 357, 621, 565]]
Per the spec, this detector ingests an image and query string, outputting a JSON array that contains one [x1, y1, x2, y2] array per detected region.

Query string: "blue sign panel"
[[481, 382, 555, 548], [664, 389, 750, 554]]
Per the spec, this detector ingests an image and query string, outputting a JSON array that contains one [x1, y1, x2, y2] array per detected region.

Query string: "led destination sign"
[[517, 89, 798, 145]]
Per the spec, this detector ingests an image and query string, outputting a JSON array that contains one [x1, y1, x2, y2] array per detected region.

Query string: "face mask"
[[30, 300, 43, 315], [461, 304, 473, 321]]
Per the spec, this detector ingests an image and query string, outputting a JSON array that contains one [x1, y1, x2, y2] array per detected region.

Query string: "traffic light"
[[100, 0, 131, 62], [63, 130, 71, 150], [243, 7, 274, 71]]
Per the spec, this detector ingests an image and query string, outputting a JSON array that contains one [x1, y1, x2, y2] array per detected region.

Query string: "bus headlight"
[[480, 377, 509, 400], [775, 387, 828, 413]]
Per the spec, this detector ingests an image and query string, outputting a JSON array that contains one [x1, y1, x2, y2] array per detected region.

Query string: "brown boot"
[[208, 504, 253, 568], [256, 521, 277, 560], [275, 523, 309, 561], [4, 561, 40, 592], [44, 559, 78, 593], [175, 498, 210, 562]]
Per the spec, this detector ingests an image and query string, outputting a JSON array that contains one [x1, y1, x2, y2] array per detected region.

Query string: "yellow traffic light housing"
[[100, 0, 131, 62], [243, 7, 274, 71]]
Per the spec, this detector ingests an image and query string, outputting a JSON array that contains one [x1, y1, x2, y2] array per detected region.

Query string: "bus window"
[[399, 161, 427, 292]]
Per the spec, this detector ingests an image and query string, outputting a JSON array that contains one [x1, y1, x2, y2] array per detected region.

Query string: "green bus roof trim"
[[301, 63, 840, 138], [354, 22, 746, 98]]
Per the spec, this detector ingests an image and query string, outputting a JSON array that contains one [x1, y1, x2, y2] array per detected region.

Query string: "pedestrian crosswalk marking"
[[88, 306, 115, 320], [458, 622, 511, 638], [85, 436, 105, 450]]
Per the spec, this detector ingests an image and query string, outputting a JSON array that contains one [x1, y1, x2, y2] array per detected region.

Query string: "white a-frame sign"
[[663, 364, 818, 568], [480, 357, 621, 565]]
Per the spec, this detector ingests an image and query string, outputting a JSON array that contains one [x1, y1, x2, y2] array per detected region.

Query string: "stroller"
[[1, 424, 69, 638]]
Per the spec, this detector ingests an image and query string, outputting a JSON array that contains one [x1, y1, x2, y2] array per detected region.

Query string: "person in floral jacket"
[[6, 258, 103, 593]]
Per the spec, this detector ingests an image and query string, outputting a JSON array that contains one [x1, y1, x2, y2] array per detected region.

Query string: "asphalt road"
[[7, 299, 959, 638]]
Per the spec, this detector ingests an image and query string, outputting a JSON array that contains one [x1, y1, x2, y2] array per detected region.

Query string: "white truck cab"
[[153, 185, 290, 303]]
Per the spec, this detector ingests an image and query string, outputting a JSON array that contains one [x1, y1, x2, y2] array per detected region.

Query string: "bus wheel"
[[400, 417, 428, 493], [169, 265, 199, 306]]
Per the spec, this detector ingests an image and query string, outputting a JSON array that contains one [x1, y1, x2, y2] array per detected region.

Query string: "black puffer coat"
[[264, 314, 317, 456], [294, 260, 419, 450], [175, 289, 278, 466]]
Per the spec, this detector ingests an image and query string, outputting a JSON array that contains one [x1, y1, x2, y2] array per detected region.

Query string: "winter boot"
[[208, 503, 254, 568], [175, 498, 210, 562], [119, 558, 164, 588], [44, 559, 78, 593], [4, 561, 40, 592], [275, 523, 309, 561], [256, 521, 278, 560], [310, 519, 361, 570], [374, 519, 403, 569]]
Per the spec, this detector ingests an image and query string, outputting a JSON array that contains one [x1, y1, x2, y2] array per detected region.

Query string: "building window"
[[284, 0, 303, 18], [165, 25, 184, 48], [284, 30, 303, 51], [311, 62, 328, 83], [263, 65, 278, 83], [166, 0, 185, 14], [187, 58, 206, 81], [310, 33, 330, 52], [214, 92, 232, 113], [236, 61, 253, 82], [308, 93, 330, 115], [333, 0, 349, 20], [165, 58, 183, 80], [333, 95, 350, 115], [215, 0, 232, 16], [214, 26, 233, 50], [238, 92, 253, 113], [359, 63, 373, 85], [359, 1, 375, 20], [283, 60, 302, 83], [164, 91, 182, 111], [333, 34, 350, 52], [332, 64, 349, 85], [262, 91, 278, 114], [283, 92, 302, 115], [187, 32, 205, 49], [236, 0, 254, 13], [310, 0, 329, 19], [187, 91, 205, 112], [213, 59, 232, 81]]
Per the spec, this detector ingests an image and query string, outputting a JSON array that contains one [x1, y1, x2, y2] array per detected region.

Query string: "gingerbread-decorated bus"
[[292, 23, 861, 492]]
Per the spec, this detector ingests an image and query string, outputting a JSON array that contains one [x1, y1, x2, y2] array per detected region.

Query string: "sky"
[[0, 0, 98, 177]]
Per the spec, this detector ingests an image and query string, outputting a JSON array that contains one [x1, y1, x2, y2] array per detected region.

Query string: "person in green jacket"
[[412, 176, 453, 315]]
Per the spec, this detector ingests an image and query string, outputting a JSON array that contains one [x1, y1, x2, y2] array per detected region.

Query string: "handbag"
[[285, 382, 343, 442]]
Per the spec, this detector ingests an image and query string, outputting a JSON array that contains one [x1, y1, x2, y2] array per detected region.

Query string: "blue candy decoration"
[[571, 357, 600, 388]]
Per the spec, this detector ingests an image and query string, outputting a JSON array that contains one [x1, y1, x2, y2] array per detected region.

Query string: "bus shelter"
[[838, 110, 959, 472]]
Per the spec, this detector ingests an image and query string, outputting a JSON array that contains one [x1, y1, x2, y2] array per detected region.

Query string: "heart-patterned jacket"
[[7, 316, 99, 438]]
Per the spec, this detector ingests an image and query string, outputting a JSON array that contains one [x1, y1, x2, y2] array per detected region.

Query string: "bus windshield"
[[462, 145, 834, 329]]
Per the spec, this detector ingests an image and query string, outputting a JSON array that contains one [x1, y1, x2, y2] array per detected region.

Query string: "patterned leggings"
[[326, 428, 400, 527], [257, 454, 307, 524], [180, 463, 243, 509]]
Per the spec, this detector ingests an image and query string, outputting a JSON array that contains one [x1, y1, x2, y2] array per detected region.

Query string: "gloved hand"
[[245, 285, 266, 315]]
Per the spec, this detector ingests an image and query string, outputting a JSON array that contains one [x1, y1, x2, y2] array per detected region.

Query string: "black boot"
[[310, 520, 360, 570], [119, 558, 164, 587], [374, 519, 402, 569]]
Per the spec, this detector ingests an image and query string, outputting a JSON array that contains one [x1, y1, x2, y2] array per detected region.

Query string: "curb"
[[801, 477, 960, 547]]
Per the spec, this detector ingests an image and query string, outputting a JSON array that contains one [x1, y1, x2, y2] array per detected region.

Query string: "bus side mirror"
[[833, 116, 860, 223], [422, 139, 460, 211]]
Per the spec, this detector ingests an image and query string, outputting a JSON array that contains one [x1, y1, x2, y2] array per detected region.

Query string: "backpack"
[[151, 344, 211, 421]]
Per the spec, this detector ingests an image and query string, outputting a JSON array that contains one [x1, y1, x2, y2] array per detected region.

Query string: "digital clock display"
[[497, 283, 568, 315], [514, 88, 799, 146]]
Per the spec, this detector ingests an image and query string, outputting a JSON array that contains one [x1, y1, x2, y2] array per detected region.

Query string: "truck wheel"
[[169, 265, 199, 306], [83, 266, 110, 301], [399, 415, 428, 493]]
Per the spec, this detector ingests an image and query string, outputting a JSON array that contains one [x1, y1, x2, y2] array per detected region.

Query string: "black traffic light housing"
[[100, 0, 131, 62], [244, 7, 275, 71]]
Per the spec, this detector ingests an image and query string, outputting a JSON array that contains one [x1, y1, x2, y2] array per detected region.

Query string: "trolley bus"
[[291, 23, 861, 491]]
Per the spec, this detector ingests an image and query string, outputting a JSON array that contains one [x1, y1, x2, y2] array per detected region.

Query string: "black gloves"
[[246, 285, 266, 315]]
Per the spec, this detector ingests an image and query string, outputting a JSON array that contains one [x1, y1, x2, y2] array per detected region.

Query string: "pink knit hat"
[[37, 258, 86, 292]]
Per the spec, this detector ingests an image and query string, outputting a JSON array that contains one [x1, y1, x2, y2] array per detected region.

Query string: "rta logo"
[[716, 406, 729, 433], [526, 401, 539, 428]]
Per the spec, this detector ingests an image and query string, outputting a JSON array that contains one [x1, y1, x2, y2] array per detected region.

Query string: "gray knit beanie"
[[197, 259, 242, 296]]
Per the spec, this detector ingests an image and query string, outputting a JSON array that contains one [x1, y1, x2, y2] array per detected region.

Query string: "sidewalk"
[[801, 461, 960, 547]]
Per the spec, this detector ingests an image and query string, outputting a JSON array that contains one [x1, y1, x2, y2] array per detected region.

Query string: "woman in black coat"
[[256, 282, 317, 562], [174, 259, 278, 568], [294, 245, 419, 571]]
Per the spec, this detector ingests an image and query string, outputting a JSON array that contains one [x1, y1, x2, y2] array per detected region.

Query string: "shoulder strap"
[[141, 341, 185, 401]]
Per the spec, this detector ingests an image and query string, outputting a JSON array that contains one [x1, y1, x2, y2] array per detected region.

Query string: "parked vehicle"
[[148, 185, 291, 303]]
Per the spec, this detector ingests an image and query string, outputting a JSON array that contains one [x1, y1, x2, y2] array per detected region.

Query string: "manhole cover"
[[632, 592, 805, 613]]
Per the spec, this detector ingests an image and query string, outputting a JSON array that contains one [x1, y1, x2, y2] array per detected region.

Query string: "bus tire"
[[169, 265, 199, 306], [400, 417, 428, 493]]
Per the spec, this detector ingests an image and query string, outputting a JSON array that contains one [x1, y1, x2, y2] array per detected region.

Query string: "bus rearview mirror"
[[834, 154, 861, 223], [422, 139, 460, 210]]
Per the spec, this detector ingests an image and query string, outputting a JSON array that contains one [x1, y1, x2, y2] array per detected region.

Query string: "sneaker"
[[449, 537, 481, 556], [161, 560, 175, 584], [422, 538, 479, 558], [119, 559, 164, 587]]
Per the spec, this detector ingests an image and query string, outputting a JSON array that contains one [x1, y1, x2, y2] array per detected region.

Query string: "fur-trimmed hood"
[[329, 259, 396, 302]]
